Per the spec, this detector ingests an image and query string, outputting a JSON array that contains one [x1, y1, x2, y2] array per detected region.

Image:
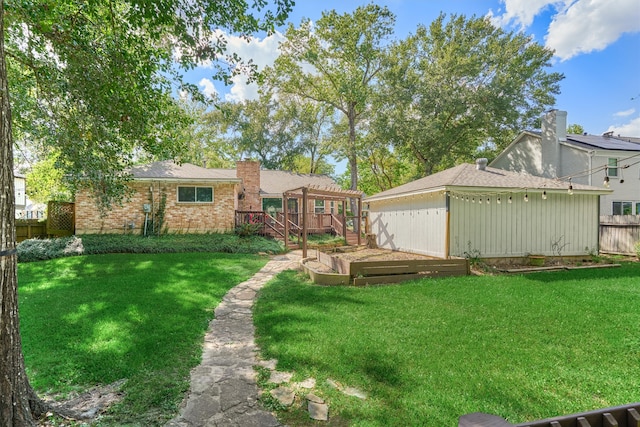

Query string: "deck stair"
[[235, 210, 361, 247]]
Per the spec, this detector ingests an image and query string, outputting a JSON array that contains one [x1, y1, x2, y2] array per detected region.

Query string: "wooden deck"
[[235, 211, 361, 247]]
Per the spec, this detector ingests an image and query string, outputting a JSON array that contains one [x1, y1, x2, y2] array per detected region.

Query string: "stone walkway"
[[166, 252, 302, 427]]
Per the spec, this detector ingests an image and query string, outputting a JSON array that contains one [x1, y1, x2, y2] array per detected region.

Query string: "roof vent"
[[475, 158, 488, 171]]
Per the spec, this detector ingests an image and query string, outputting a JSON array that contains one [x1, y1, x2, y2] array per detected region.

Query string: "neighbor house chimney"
[[236, 160, 261, 211], [540, 109, 567, 178]]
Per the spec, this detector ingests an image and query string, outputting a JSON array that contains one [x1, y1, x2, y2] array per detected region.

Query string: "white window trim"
[[606, 158, 619, 178]]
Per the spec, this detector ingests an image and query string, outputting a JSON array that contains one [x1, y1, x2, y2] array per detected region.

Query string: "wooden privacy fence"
[[459, 402, 640, 427], [600, 215, 640, 255], [15, 202, 75, 242], [16, 219, 47, 242]]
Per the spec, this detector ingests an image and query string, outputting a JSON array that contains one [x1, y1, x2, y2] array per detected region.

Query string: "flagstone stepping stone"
[[308, 401, 328, 421], [296, 377, 316, 389], [307, 394, 328, 421], [256, 359, 278, 370], [268, 370, 293, 384], [343, 387, 367, 399], [270, 386, 295, 407], [306, 393, 324, 404], [325, 378, 342, 389]]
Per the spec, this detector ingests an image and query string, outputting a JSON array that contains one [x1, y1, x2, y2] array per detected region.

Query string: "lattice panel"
[[47, 201, 75, 235]]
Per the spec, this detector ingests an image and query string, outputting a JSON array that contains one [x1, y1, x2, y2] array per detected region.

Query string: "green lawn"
[[18, 252, 268, 426], [254, 264, 640, 426]]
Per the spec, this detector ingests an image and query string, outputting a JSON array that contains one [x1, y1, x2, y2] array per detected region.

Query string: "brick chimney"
[[236, 160, 261, 211], [540, 109, 567, 178]]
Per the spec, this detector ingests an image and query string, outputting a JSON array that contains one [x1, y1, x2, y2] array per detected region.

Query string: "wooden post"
[[341, 199, 346, 238], [302, 187, 308, 258], [445, 192, 450, 259], [282, 195, 288, 248], [357, 196, 362, 245]]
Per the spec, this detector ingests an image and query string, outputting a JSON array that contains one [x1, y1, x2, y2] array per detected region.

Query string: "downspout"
[[445, 191, 450, 259]]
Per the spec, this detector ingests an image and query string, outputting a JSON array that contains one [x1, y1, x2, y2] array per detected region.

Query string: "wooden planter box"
[[316, 251, 469, 286]]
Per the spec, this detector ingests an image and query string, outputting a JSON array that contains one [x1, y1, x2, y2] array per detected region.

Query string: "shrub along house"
[[74, 160, 344, 234], [365, 159, 611, 259]]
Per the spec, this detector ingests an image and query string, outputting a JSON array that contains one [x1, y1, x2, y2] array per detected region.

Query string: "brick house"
[[75, 160, 341, 234]]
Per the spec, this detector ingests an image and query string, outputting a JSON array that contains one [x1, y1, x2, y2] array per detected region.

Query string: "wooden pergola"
[[282, 185, 364, 258]]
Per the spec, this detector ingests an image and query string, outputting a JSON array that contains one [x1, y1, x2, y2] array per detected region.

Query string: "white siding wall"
[[591, 153, 640, 215], [368, 192, 447, 257], [491, 134, 544, 176], [450, 192, 600, 258]]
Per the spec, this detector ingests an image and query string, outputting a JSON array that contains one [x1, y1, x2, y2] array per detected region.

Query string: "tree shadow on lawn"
[[18, 252, 265, 423]]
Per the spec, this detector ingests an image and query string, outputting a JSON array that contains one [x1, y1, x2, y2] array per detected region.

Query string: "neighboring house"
[[14, 173, 26, 214], [490, 110, 640, 216], [75, 160, 341, 234], [365, 159, 610, 259]]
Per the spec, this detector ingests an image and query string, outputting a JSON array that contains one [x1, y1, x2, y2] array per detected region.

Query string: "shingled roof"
[[129, 161, 339, 195], [130, 161, 239, 181], [365, 163, 609, 202], [259, 170, 339, 197]]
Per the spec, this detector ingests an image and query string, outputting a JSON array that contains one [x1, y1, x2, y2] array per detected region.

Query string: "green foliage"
[[18, 252, 268, 425], [235, 222, 264, 237], [6, 0, 294, 211], [567, 123, 586, 134], [17, 233, 284, 262], [462, 241, 482, 266], [270, 4, 396, 192], [636, 241, 640, 258], [255, 266, 640, 426], [25, 153, 73, 203], [17, 236, 85, 262], [376, 14, 563, 175]]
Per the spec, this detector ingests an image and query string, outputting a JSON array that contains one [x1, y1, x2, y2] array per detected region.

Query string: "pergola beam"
[[282, 185, 365, 258]]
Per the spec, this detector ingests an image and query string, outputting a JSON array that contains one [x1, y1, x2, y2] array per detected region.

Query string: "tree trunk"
[[0, 4, 48, 425], [347, 106, 359, 233]]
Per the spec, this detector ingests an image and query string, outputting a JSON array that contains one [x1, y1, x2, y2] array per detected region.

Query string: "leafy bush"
[[235, 222, 263, 237], [17, 236, 84, 262], [636, 240, 640, 258], [17, 233, 285, 262]]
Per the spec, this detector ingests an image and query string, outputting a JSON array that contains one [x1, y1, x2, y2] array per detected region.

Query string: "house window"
[[612, 201, 633, 215], [607, 158, 618, 177], [178, 186, 213, 203], [314, 199, 325, 214]]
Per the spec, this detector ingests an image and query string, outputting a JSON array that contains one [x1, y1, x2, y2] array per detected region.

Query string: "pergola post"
[[302, 187, 308, 258], [341, 199, 347, 238], [282, 195, 288, 249], [357, 196, 362, 245]]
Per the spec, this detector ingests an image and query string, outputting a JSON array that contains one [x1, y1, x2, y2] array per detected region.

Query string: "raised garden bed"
[[304, 248, 470, 286]]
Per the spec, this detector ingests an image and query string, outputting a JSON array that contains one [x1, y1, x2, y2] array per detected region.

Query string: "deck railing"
[[459, 402, 640, 427]]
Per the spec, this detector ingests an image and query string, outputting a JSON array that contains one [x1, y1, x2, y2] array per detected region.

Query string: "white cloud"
[[198, 78, 218, 98], [490, 0, 640, 61], [224, 74, 259, 102], [614, 108, 636, 117], [607, 115, 640, 136], [489, 0, 559, 29], [545, 0, 640, 60]]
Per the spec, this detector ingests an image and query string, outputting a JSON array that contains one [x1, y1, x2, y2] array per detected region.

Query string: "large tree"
[[269, 4, 395, 215], [0, 0, 292, 425], [376, 14, 564, 175]]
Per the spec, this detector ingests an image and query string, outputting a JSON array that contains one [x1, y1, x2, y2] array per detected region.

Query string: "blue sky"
[[187, 0, 640, 137]]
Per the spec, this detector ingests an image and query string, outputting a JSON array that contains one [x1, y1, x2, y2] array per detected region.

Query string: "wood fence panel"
[[15, 220, 47, 242], [599, 215, 640, 255], [350, 259, 468, 277]]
